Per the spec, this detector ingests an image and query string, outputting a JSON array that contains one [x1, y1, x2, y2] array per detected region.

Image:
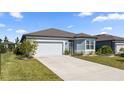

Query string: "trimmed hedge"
[[96, 45, 113, 55]]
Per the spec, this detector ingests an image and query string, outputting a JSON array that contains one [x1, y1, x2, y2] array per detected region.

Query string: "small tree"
[[15, 37, 20, 48], [4, 36, 8, 43], [3, 36, 9, 49], [15, 37, 20, 44], [19, 40, 37, 57], [97, 45, 113, 55], [14, 37, 20, 54]]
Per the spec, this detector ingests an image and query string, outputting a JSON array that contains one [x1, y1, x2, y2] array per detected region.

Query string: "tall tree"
[[4, 36, 8, 43], [3, 36, 9, 49], [15, 37, 20, 44]]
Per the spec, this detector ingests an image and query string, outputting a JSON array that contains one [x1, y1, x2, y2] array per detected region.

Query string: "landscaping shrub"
[[14, 40, 37, 58], [72, 52, 84, 56], [64, 49, 70, 55], [96, 45, 113, 55], [120, 53, 124, 57], [119, 48, 124, 57], [120, 48, 124, 53], [96, 48, 102, 55], [13, 46, 23, 55]]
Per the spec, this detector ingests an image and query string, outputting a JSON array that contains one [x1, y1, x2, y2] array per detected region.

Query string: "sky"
[[0, 12, 124, 42]]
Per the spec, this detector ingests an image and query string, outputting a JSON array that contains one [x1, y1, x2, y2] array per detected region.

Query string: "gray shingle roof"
[[24, 28, 75, 38], [95, 34, 124, 41], [75, 33, 96, 38], [23, 28, 96, 38]]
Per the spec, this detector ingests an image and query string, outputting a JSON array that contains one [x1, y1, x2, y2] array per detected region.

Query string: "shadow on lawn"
[[116, 59, 124, 63], [16, 55, 34, 61]]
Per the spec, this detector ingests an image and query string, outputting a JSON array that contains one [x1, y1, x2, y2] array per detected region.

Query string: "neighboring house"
[[21, 28, 96, 57], [3, 41, 15, 48], [95, 34, 124, 54], [3, 41, 15, 51]]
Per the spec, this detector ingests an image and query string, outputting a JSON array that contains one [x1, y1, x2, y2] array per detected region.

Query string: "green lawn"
[[0, 52, 62, 81], [74, 55, 124, 70]]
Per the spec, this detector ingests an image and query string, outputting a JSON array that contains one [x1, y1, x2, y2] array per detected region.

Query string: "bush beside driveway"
[[0, 52, 62, 81], [74, 55, 124, 70]]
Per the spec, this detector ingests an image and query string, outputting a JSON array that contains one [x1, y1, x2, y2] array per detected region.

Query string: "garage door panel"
[[35, 42, 63, 56]]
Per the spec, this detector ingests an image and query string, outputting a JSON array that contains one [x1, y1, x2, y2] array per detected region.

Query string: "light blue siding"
[[74, 39, 85, 53], [74, 38, 96, 54]]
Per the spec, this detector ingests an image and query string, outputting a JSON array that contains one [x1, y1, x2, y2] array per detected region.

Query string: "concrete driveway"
[[36, 55, 124, 81]]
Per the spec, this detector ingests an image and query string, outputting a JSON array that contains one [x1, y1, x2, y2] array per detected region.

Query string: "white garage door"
[[35, 42, 63, 57], [116, 43, 124, 53]]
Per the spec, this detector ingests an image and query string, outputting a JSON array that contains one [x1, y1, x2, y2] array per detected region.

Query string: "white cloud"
[[67, 25, 75, 28], [100, 31, 108, 34], [0, 23, 6, 28], [78, 12, 93, 17], [7, 28, 13, 31], [92, 16, 108, 22], [100, 27, 112, 35], [102, 27, 112, 31], [16, 29, 27, 34], [10, 12, 23, 19], [92, 13, 124, 22]]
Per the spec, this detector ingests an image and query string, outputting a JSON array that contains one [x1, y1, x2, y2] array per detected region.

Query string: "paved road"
[[36, 55, 124, 81]]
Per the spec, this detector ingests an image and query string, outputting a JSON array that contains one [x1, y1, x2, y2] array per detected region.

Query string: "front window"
[[86, 40, 94, 50], [86, 41, 90, 49]]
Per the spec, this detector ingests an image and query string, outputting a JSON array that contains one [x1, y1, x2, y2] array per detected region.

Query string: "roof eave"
[[75, 36, 97, 39], [23, 34, 97, 39]]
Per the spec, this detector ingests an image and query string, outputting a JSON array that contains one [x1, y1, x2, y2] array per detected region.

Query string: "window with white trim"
[[86, 40, 94, 50]]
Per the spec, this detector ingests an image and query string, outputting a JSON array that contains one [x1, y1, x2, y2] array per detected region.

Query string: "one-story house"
[[95, 34, 124, 54], [0, 40, 15, 51], [21, 28, 96, 57], [3, 41, 15, 51]]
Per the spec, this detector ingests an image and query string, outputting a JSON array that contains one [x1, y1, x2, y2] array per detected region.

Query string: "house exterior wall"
[[96, 40, 116, 53], [74, 39, 85, 53], [25, 36, 70, 54], [96, 40, 124, 54], [25, 36, 96, 55], [74, 38, 96, 54]]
